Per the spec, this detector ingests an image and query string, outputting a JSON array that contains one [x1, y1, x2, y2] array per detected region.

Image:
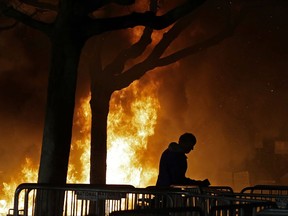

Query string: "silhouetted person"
[[156, 132, 210, 187]]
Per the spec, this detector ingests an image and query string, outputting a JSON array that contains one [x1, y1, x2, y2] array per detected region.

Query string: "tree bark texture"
[[38, 23, 84, 184]]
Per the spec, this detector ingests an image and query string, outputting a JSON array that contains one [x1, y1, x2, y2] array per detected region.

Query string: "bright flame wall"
[[107, 79, 160, 187]]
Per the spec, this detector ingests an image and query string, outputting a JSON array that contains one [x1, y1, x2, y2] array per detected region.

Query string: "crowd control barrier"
[[10, 183, 198, 216], [240, 185, 288, 215], [9, 183, 285, 216], [241, 185, 288, 196]]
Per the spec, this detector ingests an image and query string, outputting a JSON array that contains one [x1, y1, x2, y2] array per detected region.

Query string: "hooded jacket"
[[156, 142, 196, 187]]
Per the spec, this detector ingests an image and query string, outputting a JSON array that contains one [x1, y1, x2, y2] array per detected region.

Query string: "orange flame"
[[0, 77, 160, 214], [107, 80, 160, 187], [0, 158, 38, 215]]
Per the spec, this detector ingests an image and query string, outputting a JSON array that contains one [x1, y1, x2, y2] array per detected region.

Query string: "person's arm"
[[186, 178, 210, 187], [170, 154, 210, 187]]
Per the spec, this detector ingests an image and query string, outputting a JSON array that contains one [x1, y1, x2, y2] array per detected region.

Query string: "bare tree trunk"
[[38, 41, 82, 184], [89, 87, 111, 216], [90, 86, 112, 184], [37, 25, 84, 215]]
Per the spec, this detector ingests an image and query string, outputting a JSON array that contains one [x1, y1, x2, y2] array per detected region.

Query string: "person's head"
[[178, 133, 196, 154]]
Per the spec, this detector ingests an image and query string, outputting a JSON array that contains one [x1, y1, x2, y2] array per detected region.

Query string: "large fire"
[[107, 79, 160, 186], [0, 79, 160, 215]]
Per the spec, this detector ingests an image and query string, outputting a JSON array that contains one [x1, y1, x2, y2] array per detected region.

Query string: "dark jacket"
[[156, 142, 197, 187]]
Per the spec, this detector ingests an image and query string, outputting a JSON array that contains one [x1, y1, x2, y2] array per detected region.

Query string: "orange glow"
[[129, 25, 171, 46], [107, 80, 160, 187], [0, 78, 160, 214], [67, 95, 92, 184], [0, 158, 38, 215]]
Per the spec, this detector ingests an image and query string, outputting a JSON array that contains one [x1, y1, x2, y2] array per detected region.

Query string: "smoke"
[[145, 3, 288, 190], [0, 25, 49, 182]]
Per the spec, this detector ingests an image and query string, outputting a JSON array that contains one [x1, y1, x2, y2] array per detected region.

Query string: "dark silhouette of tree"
[[0, 0, 207, 187], [88, 0, 235, 185]]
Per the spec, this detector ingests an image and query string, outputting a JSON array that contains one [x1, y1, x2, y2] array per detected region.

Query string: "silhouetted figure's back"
[[156, 133, 210, 187]]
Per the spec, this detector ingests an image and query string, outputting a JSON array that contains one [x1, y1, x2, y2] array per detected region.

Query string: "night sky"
[[0, 0, 288, 190]]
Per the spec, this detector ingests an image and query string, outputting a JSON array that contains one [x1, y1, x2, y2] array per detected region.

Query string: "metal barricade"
[[110, 206, 205, 216], [10, 184, 283, 216], [11, 183, 194, 216], [256, 208, 288, 215], [149, 186, 275, 216], [239, 185, 288, 214], [12, 183, 137, 216], [182, 186, 275, 216], [210, 201, 275, 216], [203, 192, 274, 216], [241, 185, 288, 196], [240, 185, 288, 207]]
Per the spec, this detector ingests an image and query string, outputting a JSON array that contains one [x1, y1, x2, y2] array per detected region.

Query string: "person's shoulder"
[[168, 142, 183, 153], [161, 143, 177, 156]]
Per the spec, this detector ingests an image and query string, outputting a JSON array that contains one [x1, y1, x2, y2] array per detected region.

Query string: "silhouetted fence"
[[8, 184, 288, 216]]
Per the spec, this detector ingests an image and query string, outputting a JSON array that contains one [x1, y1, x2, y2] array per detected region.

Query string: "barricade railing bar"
[[241, 185, 288, 196], [240, 185, 288, 208], [109, 206, 205, 216], [184, 187, 277, 216], [209, 201, 275, 216], [10, 183, 287, 216], [256, 208, 288, 216]]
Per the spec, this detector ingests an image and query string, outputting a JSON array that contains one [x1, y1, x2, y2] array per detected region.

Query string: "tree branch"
[[157, 23, 236, 66], [103, 27, 153, 79], [113, 0, 245, 90], [0, 17, 18, 30], [113, 8, 198, 90], [83, 0, 206, 38], [1, 4, 52, 34], [156, 0, 288, 66], [21, 0, 58, 11], [103, 0, 159, 79], [83, 0, 136, 14]]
